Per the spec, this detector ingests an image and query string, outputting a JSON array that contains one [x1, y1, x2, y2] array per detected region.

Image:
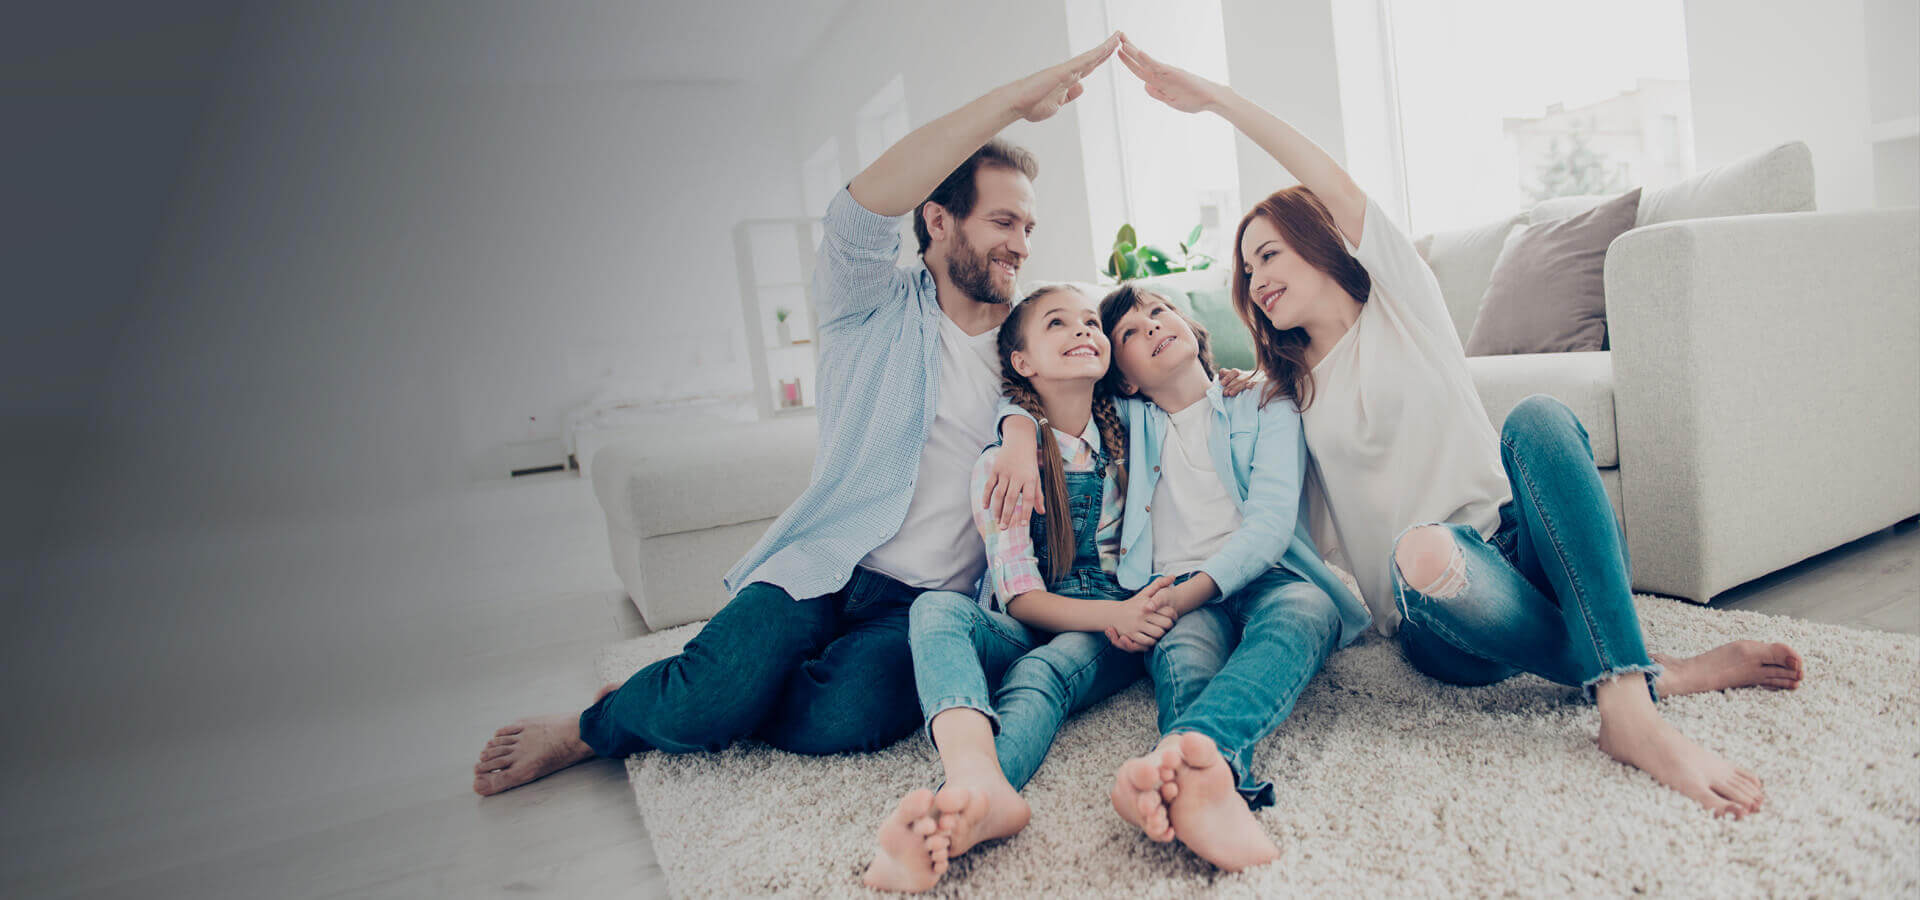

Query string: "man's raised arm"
[[847, 33, 1120, 216]]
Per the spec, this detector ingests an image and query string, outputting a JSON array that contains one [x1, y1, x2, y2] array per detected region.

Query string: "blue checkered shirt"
[[722, 187, 974, 601]]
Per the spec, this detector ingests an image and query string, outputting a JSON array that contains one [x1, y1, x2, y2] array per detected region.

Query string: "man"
[[472, 32, 1122, 796]]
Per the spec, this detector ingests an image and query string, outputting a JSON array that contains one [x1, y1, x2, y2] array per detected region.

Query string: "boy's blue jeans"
[[909, 580, 1143, 791], [578, 567, 923, 758], [1393, 394, 1662, 700], [1148, 567, 1344, 809]]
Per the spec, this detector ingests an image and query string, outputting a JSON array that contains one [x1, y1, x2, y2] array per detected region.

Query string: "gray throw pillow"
[[1465, 187, 1642, 356]]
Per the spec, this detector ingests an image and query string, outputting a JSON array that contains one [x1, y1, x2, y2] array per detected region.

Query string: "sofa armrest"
[[1603, 208, 1920, 601]]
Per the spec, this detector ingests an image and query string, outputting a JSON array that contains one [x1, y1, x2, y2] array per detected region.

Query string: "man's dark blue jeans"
[[577, 567, 923, 758]]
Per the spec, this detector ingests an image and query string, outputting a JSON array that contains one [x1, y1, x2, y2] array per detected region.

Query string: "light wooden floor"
[[5, 474, 1912, 898]]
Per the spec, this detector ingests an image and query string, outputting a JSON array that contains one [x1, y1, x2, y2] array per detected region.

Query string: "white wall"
[[784, 0, 1098, 286], [57, 6, 803, 542], [1220, 0, 1352, 216], [1683, 0, 1877, 210]]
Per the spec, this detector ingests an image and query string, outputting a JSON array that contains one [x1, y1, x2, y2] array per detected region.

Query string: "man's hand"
[[983, 443, 1044, 532], [1217, 367, 1265, 397], [999, 33, 1122, 123], [1105, 575, 1178, 652], [1116, 35, 1227, 115]]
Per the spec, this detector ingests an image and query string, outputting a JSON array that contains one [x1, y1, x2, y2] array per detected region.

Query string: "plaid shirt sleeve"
[[971, 447, 1045, 610]]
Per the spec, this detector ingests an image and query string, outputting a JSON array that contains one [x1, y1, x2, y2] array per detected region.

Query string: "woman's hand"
[[1217, 367, 1266, 397], [1000, 32, 1121, 123], [1105, 575, 1178, 651], [982, 441, 1044, 532], [1116, 35, 1228, 115]]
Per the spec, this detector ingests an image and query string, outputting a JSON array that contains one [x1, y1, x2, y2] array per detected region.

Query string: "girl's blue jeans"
[[908, 577, 1143, 791], [1148, 567, 1344, 809], [1393, 394, 1662, 700]]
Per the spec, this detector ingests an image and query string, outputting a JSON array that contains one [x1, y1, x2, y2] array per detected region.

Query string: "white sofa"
[[594, 142, 1920, 629]]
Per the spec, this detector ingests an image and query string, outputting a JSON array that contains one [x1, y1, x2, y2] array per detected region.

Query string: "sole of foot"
[[1164, 732, 1279, 872], [1654, 641, 1803, 696], [1112, 740, 1184, 842], [935, 782, 1031, 857], [862, 789, 950, 893], [472, 714, 596, 797], [1597, 704, 1764, 818]]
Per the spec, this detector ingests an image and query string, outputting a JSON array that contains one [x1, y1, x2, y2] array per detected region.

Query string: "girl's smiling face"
[[1106, 293, 1200, 397], [1009, 286, 1109, 383]]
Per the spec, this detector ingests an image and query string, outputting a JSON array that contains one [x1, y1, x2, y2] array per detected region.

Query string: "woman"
[[1111, 34, 1802, 819]]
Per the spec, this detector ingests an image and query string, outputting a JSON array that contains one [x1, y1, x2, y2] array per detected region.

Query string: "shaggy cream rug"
[[595, 596, 1919, 897]]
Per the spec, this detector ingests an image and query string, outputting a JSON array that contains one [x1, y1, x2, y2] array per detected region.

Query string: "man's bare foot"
[[1163, 732, 1279, 872], [933, 780, 1031, 857], [472, 714, 596, 796], [861, 789, 953, 893], [1111, 737, 1184, 842], [1596, 683, 1764, 818], [1653, 641, 1803, 696]]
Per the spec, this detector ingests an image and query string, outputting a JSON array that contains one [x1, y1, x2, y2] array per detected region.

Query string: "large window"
[[1385, 0, 1695, 234], [1068, 0, 1239, 279]]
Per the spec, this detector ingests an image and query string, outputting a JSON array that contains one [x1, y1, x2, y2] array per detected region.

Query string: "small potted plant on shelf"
[[1102, 223, 1214, 282], [774, 307, 793, 345]]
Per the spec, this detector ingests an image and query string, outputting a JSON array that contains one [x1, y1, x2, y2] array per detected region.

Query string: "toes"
[[924, 834, 951, 856], [474, 757, 512, 775], [1136, 792, 1161, 823], [898, 788, 935, 821], [933, 785, 970, 818], [1160, 780, 1179, 802], [487, 735, 519, 748], [481, 745, 512, 761], [494, 723, 525, 737]]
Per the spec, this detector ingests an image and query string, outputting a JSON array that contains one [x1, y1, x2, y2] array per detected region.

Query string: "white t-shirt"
[[1149, 395, 1243, 578], [1301, 196, 1512, 635], [860, 312, 1003, 592]]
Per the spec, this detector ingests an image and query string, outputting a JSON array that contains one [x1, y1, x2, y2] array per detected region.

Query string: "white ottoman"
[[592, 415, 818, 629]]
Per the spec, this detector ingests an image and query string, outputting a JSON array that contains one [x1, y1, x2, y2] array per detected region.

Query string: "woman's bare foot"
[[861, 789, 952, 893], [1595, 676, 1764, 818], [1653, 641, 1803, 696], [934, 779, 1031, 857], [1111, 736, 1186, 842], [472, 713, 597, 796], [1161, 732, 1279, 872]]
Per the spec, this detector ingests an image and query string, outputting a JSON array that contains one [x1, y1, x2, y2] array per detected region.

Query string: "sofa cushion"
[[1525, 141, 1817, 229], [1413, 211, 1527, 344], [593, 416, 819, 538], [1466, 350, 1617, 467], [1467, 188, 1642, 356], [1635, 140, 1815, 226]]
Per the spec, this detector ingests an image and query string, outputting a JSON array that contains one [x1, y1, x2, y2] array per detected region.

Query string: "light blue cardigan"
[[1001, 383, 1371, 646]]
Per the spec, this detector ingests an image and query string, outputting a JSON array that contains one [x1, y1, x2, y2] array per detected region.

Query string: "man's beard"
[[948, 230, 1014, 305]]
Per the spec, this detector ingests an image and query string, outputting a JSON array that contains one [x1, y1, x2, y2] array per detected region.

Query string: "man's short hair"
[[913, 139, 1039, 254]]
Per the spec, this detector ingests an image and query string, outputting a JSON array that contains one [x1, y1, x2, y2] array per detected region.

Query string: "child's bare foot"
[[862, 789, 952, 893], [472, 713, 596, 796], [1596, 679, 1763, 818], [1163, 732, 1279, 872], [1110, 737, 1184, 842], [1653, 641, 1803, 696], [933, 780, 1031, 857]]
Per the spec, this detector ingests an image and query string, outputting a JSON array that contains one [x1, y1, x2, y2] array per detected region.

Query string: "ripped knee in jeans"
[[1394, 525, 1469, 599]]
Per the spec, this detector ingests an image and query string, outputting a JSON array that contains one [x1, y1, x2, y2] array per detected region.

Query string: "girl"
[[1114, 34, 1802, 819], [863, 284, 1176, 893], [999, 284, 1371, 872]]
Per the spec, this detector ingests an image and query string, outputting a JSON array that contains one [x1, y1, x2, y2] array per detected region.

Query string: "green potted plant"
[[774, 306, 792, 345], [1102, 223, 1215, 282]]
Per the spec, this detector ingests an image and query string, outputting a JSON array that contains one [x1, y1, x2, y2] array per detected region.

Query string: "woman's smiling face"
[[1240, 214, 1339, 332]]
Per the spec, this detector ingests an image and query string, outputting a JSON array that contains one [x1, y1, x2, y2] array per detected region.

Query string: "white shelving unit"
[[733, 218, 824, 419]]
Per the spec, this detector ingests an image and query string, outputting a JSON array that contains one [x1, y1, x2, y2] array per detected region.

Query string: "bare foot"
[[1163, 732, 1279, 872], [1110, 738, 1184, 842], [1597, 691, 1764, 818], [1653, 641, 1803, 696], [861, 789, 952, 893], [934, 780, 1031, 857], [472, 714, 596, 796]]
